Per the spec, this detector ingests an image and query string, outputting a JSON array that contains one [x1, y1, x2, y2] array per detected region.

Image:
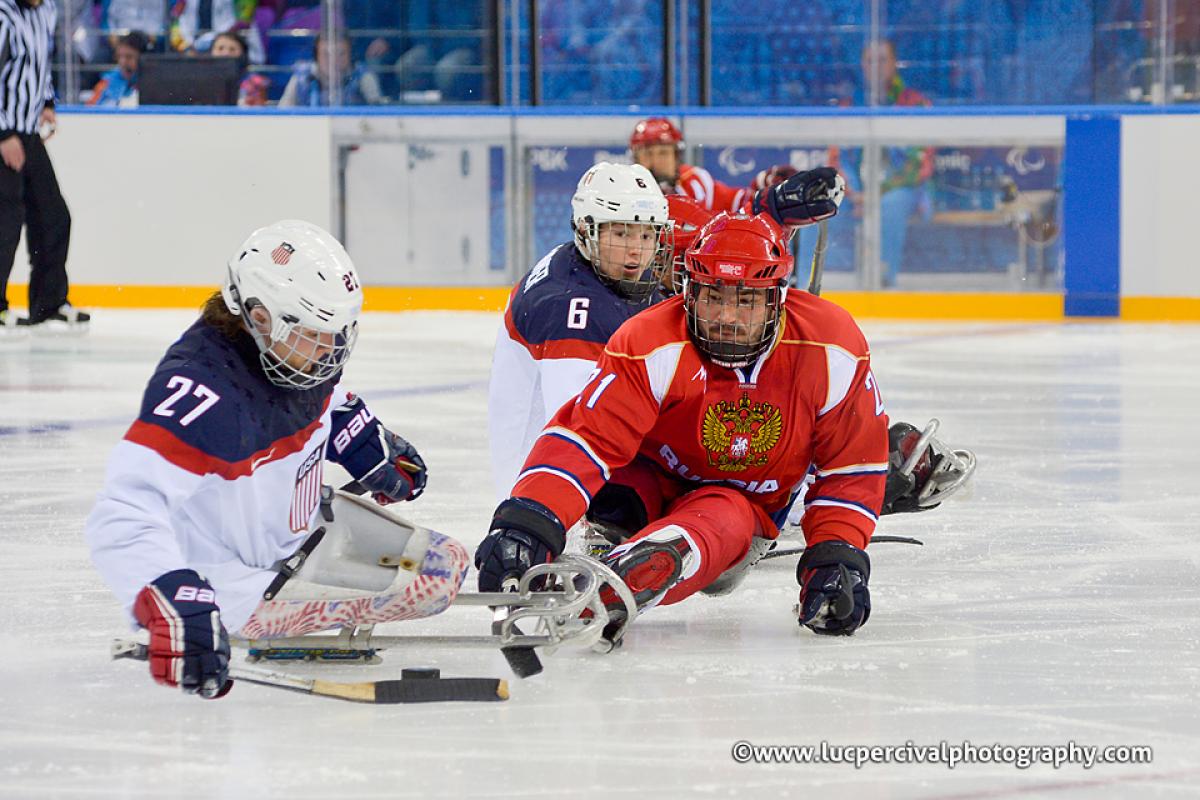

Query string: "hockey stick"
[[760, 534, 923, 561], [806, 218, 829, 297], [111, 640, 508, 704]]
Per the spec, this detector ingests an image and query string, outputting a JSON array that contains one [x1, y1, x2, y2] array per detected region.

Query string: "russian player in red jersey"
[[631, 117, 801, 215], [477, 187, 894, 638]]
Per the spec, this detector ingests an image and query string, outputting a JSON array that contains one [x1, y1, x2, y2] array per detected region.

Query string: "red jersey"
[[676, 164, 750, 214], [511, 292, 889, 550]]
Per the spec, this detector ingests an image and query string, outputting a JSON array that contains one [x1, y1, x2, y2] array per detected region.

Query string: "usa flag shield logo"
[[272, 242, 295, 265], [290, 447, 324, 532]]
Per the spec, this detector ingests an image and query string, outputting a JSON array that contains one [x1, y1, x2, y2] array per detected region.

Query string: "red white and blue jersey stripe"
[[86, 319, 354, 632]]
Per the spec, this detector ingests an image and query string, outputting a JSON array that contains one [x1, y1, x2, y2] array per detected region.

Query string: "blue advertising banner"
[[526, 144, 627, 265]]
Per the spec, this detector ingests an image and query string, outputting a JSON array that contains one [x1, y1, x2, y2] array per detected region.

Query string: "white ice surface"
[[1, 311, 1198, 799]]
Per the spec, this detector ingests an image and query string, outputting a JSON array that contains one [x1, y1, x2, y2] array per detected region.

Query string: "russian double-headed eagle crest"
[[700, 392, 783, 471]]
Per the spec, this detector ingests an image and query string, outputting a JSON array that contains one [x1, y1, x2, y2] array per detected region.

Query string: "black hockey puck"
[[401, 667, 441, 680]]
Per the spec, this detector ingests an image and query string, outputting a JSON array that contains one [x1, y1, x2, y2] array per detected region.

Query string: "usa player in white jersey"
[[86, 220, 469, 699], [488, 162, 670, 500]]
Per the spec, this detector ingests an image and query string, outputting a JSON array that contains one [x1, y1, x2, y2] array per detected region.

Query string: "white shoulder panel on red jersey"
[[820, 345, 864, 416], [646, 342, 685, 406]]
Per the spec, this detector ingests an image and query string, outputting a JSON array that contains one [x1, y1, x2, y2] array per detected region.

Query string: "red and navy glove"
[[474, 498, 565, 592], [752, 166, 845, 227], [749, 164, 799, 192], [132, 569, 232, 698], [327, 395, 428, 504], [796, 541, 871, 636]]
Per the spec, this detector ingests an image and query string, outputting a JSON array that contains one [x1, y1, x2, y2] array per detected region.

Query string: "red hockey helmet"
[[657, 195, 715, 295], [683, 212, 794, 368], [629, 117, 684, 150]]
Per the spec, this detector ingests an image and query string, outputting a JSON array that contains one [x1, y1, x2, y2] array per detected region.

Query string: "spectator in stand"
[[278, 31, 382, 107], [168, 0, 263, 64], [209, 29, 268, 105], [832, 40, 933, 288], [87, 30, 147, 107]]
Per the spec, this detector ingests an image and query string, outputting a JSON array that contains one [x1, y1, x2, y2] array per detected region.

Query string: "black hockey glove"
[[327, 395, 428, 504], [475, 497, 566, 592], [133, 569, 232, 698], [796, 541, 871, 636], [751, 166, 845, 228]]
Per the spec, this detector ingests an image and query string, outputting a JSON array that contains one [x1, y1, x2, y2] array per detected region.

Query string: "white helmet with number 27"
[[222, 220, 363, 390]]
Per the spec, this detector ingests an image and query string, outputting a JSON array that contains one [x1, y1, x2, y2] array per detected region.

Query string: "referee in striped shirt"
[[1, 0, 86, 329]]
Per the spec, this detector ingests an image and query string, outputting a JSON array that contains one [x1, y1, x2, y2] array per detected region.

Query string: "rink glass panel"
[[51, 0, 1198, 108], [695, 143, 1063, 292]]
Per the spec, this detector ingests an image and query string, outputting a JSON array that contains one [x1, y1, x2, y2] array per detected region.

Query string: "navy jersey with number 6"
[[488, 244, 661, 499]]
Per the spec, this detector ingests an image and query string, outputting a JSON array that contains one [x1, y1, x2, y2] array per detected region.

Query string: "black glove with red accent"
[[475, 497, 566, 592], [796, 541, 871, 636], [132, 569, 232, 698], [752, 166, 845, 227], [358, 428, 427, 504]]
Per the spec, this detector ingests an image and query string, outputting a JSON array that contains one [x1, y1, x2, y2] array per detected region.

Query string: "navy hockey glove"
[[132, 569, 232, 698], [327, 395, 428, 504], [475, 497, 566, 593], [752, 166, 845, 227], [796, 541, 871, 636]]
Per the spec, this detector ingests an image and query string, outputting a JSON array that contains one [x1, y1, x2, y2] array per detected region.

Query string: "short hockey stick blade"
[[492, 607, 544, 678]]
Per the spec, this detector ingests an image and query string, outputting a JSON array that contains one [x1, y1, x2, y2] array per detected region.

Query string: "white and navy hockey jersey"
[[488, 244, 661, 499], [86, 319, 350, 633]]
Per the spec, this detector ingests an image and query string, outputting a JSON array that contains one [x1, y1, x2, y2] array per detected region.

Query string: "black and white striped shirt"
[[0, 0, 56, 139]]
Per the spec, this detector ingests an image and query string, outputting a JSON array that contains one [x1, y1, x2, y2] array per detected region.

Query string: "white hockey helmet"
[[222, 220, 363, 390], [571, 162, 669, 302]]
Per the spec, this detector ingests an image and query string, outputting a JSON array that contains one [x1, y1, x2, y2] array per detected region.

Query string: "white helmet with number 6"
[[222, 220, 363, 390], [571, 162, 669, 302]]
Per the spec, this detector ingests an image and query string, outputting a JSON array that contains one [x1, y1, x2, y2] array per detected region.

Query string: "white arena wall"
[[4, 107, 1198, 321]]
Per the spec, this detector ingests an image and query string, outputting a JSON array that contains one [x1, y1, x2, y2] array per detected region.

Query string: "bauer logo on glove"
[[326, 395, 428, 504]]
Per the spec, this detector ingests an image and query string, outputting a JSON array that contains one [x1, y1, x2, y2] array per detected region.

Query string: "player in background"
[[477, 192, 901, 639], [86, 220, 469, 699], [630, 117, 801, 215], [488, 162, 670, 501]]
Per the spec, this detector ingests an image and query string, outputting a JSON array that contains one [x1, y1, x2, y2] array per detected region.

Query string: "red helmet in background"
[[658, 195, 715, 295], [629, 117, 684, 150], [683, 212, 794, 368]]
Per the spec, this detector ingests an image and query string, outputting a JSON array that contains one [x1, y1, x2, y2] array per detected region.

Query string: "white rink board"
[[0, 312, 1198, 798]]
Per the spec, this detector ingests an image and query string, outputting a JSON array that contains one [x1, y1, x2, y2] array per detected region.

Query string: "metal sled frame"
[[897, 418, 978, 508], [234, 555, 638, 661]]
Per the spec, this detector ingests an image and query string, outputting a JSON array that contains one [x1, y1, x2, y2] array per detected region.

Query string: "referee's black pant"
[[0, 133, 72, 320]]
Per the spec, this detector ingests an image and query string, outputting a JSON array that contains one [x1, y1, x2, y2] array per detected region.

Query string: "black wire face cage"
[[684, 278, 785, 369], [579, 219, 667, 304]]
